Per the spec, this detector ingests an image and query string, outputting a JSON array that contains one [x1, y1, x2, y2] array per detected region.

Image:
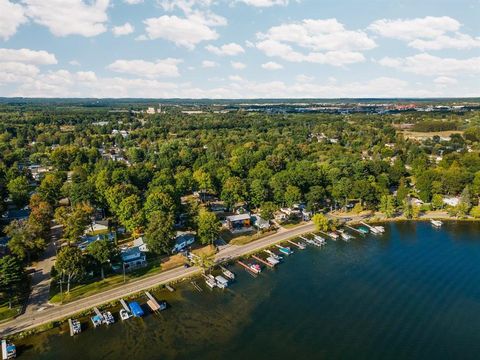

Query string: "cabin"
[[121, 246, 147, 271], [172, 232, 196, 253], [226, 213, 251, 232], [251, 214, 270, 230], [77, 232, 115, 251], [443, 196, 460, 207], [133, 237, 149, 252]]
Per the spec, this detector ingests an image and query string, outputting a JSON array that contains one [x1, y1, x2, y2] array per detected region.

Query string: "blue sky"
[[0, 0, 479, 98]]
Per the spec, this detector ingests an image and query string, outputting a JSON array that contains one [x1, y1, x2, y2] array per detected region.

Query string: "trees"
[[221, 176, 246, 210], [117, 195, 144, 234], [305, 186, 325, 212], [87, 239, 118, 279], [7, 175, 30, 208], [144, 191, 176, 221], [0, 255, 25, 309], [197, 209, 220, 245], [145, 211, 176, 254], [38, 173, 65, 205], [379, 195, 396, 218], [431, 194, 444, 210], [54, 203, 93, 243], [284, 185, 301, 208], [28, 194, 53, 239], [4, 220, 46, 262], [312, 213, 330, 232], [192, 252, 216, 272], [55, 246, 85, 293], [260, 202, 277, 222], [249, 179, 268, 209]]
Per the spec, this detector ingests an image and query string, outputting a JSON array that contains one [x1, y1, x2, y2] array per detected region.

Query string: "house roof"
[[226, 213, 251, 222]]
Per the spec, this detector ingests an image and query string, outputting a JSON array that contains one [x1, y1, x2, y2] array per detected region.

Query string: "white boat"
[[297, 242, 307, 249], [204, 274, 217, 289], [215, 275, 229, 289], [430, 219, 443, 227], [328, 232, 339, 240], [70, 319, 81, 335], [338, 230, 354, 241], [266, 256, 280, 266], [264, 250, 283, 261], [373, 226, 385, 233], [120, 309, 132, 321], [220, 266, 235, 280]]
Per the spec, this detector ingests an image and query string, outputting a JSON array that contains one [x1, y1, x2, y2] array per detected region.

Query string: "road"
[[0, 222, 314, 337]]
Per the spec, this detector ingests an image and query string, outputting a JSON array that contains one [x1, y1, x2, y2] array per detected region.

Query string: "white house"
[[173, 232, 196, 253], [133, 237, 149, 252], [443, 196, 461, 207]]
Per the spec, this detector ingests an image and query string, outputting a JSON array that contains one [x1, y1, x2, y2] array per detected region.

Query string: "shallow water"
[[16, 222, 480, 359]]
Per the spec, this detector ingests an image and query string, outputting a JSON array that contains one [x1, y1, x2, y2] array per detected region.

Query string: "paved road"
[[0, 222, 314, 337]]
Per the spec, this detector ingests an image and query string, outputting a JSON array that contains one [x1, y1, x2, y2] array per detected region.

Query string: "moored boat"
[[430, 219, 443, 227], [1, 340, 15, 359], [220, 266, 235, 280], [215, 275, 229, 289]]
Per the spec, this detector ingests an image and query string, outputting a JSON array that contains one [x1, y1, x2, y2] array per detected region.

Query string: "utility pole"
[[123, 263, 126, 283]]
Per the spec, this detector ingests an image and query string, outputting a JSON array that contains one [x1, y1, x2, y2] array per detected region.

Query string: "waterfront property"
[[226, 214, 252, 233], [121, 247, 147, 271]]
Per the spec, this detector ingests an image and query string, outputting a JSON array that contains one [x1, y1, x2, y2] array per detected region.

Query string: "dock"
[[166, 285, 175, 292], [145, 291, 166, 312], [360, 222, 384, 234], [237, 260, 260, 274], [318, 230, 335, 240], [68, 318, 81, 336], [287, 240, 305, 249], [120, 299, 130, 312], [191, 281, 203, 292], [252, 255, 275, 268], [93, 307, 102, 318], [346, 225, 365, 235]]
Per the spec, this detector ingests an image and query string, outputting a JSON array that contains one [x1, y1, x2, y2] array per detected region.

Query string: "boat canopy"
[[129, 302, 144, 317]]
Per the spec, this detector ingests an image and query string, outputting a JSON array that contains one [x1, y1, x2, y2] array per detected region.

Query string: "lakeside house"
[[133, 237, 149, 252], [172, 232, 196, 253], [226, 213, 251, 232], [77, 232, 115, 251], [251, 214, 270, 230], [121, 246, 147, 271], [443, 196, 461, 207]]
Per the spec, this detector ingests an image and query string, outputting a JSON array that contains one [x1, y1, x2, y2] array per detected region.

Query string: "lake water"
[[16, 222, 480, 360]]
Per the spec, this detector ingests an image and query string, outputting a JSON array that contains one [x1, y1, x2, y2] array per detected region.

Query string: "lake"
[[15, 222, 480, 360]]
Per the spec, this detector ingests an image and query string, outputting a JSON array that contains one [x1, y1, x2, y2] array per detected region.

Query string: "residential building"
[[121, 246, 147, 271]]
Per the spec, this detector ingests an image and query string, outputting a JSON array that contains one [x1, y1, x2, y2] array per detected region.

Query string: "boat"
[[220, 266, 235, 280], [69, 318, 82, 335], [204, 274, 217, 289], [358, 226, 369, 234], [328, 232, 340, 240], [430, 219, 443, 227], [215, 275, 229, 289], [312, 234, 326, 244], [1, 340, 15, 359], [91, 314, 103, 328], [338, 230, 354, 241], [129, 301, 144, 317], [264, 250, 283, 261], [266, 256, 280, 266], [248, 263, 262, 274], [120, 309, 132, 321], [296, 242, 307, 249], [102, 311, 115, 325], [373, 225, 385, 233], [275, 245, 293, 255]]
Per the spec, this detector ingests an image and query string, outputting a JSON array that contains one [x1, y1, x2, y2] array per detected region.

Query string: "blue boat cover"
[[129, 302, 144, 317]]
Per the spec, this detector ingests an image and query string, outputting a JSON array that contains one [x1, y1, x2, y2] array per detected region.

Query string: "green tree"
[[87, 239, 118, 279], [431, 194, 444, 210], [379, 195, 396, 218], [305, 186, 325, 212], [402, 199, 413, 219], [7, 175, 30, 208], [470, 205, 480, 219], [145, 211, 176, 254], [221, 176, 246, 210], [197, 209, 220, 245], [249, 179, 268, 209], [28, 193, 53, 239], [260, 201, 277, 221], [55, 246, 85, 293], [38, 173, 65, 205], [312, 213, 330, 232], [54, 203, 93, 242], [144, 191, 176, 221], [0, 255, 25, 308], [117, 195, 144, 234], [4, 220, 46, 262], [192, 252, 216, 272], [284, 185, 301, 207]]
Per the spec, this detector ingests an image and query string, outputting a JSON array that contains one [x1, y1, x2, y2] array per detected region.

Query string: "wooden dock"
[[166, 285, 175, 292], [287, 239, 305, 249], [68, 318, 75, 337], [346, 225, 364, 234], [145, 291, 162, 312], [252, 255, 275, 268], [93, 307, 102, 318], [120, 299, 130, 312], [191, 281, 202, 292]]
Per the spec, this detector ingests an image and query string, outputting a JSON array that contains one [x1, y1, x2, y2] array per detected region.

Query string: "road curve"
[[0, 222, 314, 337]]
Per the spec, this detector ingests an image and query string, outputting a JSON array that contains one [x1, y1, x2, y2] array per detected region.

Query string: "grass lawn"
[[49, 253, 189, 304], [0, 303, 22, 322], [229, 229, 276, 245]]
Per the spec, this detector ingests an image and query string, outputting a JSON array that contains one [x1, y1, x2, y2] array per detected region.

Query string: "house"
[[226, 213, 251, 232], [77, 232, 115, 251], [146, 107, 156, 114], [133, 237, 149, 252], [84, 222, 109, 235], [443, 196, 461, 207], [280, 207, 302, 218], [172, 232, 196, 253], [251, 214, 270, 230], [121, 246, 147, 271]]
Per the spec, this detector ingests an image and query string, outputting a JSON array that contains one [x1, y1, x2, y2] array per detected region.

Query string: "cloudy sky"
[[0, 0, 479, 98]]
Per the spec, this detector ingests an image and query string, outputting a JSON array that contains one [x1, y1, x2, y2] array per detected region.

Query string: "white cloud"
[[434, 76, 457, 86], [378, 53, 480, 76], [76, 71, 97, 82], [124, 0, 143, 4], [229, 75, 243, 82], [0, 62, 39, 84], [231, 61, 246, 70], [69, 60, 81, 66], [295, 74, 314, 83], [261, 61, 283, 70], [202, 60, 218, 68], [256, 18, 376, 66], [0, 0, 28, 40], [107, 58, 182, 78], [23, 0, 109, 37], [237, 0, 289, 7], [0, 48, 57, 64], [369, 16, 480, 50], [206, 43, 245, 56], [143, 15, 221, 49], [112, 22, 134, 37]]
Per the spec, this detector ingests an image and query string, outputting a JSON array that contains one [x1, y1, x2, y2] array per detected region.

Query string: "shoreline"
[[5, 217, 479, 339]]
